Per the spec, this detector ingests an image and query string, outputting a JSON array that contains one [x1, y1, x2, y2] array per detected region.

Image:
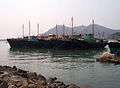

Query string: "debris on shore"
[[97, 52, 120, 64], [0, 65, 80, 88]]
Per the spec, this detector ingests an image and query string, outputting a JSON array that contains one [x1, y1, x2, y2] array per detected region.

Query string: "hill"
[[108, 32, 120, 39], [44, 24, 120, 39]]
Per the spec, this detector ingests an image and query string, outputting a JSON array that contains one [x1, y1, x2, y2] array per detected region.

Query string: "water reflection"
[[9, 48, 103, 63]]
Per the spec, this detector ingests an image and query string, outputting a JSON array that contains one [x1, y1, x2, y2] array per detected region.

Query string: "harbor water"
[[0, 41, 120, 88]]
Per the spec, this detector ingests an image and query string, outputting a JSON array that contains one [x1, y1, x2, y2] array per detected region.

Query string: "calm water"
[[0, 41, 120, 88]]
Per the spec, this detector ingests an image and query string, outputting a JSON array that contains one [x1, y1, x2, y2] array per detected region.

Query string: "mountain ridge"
[[44, 24, 120, 39]]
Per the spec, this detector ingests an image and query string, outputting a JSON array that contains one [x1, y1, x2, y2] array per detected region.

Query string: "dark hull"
[[7, 39, 107, 50], [108, 42, 120, 54]]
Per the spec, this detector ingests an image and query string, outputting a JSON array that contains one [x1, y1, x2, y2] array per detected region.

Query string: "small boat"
[[108, 40, 120, 56]]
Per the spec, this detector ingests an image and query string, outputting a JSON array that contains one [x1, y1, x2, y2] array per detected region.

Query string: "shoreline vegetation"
[[0, 65, 80, 88]]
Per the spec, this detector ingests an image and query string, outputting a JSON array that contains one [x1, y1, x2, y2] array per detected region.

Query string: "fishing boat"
[[7, 35, 107, 49], [7, 18, 107, 50]]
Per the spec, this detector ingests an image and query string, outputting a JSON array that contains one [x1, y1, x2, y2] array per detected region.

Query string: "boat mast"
[[37, 23, 39, 35], [98, 32, 100, 39], [102, 32, 105, 39], [71, 17, 74, 37], [56, 24, 58, 39], [92, 19, 94, 38], [63, 24, 65, 37], [22, 24, 24, 38], [29, 20, 31, 38]]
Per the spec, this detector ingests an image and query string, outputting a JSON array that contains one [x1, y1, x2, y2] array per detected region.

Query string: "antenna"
[[92, 19, 94, 38], [56, 24, 58, 38], [37, 23, 39, 35], [71, 17, 74, 37], [29, 20, 31, 37], [22, 24, 24, 38]]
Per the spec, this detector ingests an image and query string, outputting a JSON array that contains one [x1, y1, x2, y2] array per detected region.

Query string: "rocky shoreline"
[[0, 65, 80, 88]]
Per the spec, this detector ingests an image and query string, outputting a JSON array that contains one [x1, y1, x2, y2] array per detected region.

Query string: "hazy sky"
[[0, 0, 120, 39]]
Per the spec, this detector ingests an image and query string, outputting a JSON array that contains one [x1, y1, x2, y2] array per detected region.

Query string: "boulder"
[[36, 80, 46, 88], [28, 83, 36, 88], [22, 79, 28, 87], [0, 71, 4, 74], [67, 84, 80, 88], [27, 72, 38, 79], [54, 81, 64, 86], [27, 79, 35, 84], [8, 84, 17, 88], [38, 74, 46, 82], [0, 80, 8, 88], [47, 77, 57, 84], [99, 52, 114, 62], [17, 69, 28, 74], [12, 66, 17, 71]]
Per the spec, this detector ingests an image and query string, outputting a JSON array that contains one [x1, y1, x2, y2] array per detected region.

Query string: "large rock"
[[0, 71, 4, 74], [38, 74, 46, 82], [99, 52, 114, 62], [27, 79, 35, 84], [2, 73, 11, 83], [8, 84, 17, 88], [54, 81, 64, 86], [28, 83, 36, 88], [17, 69, 28, 74], [21, 79, 28, 87], [27, 72, 38, 79], [0, 80, 8, 88], [12, 66, 17, 71], [47, 77, 57, 84], [36, 80, 46, 88], [67, 84, 80, 88]]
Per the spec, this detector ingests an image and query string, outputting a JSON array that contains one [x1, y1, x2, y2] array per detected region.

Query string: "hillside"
[[44, 24, 120, 39], [108, 32, 120, 39]]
